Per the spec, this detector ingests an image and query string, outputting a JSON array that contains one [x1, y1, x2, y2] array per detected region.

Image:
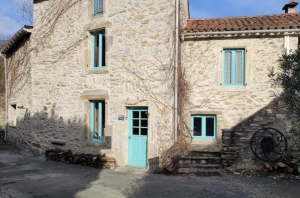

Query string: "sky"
[[0, 0, 295, 38], [189, 0, 292, 18], [0, 0, 32, 39]]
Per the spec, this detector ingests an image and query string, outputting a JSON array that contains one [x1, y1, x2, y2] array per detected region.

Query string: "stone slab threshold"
[[114, 166, 148, 174]]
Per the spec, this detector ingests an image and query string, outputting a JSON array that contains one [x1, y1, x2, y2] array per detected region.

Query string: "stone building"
[[0, 26, 33, 142], [179, 1, 300, 171], [1, 0, 300, 171], [0, 0, 189, 169]]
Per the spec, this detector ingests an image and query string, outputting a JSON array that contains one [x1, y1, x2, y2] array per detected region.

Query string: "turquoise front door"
[[128, 108, 148, 168]]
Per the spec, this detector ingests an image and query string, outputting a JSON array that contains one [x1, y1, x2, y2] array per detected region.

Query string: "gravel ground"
[[0, 141, 300, 198]]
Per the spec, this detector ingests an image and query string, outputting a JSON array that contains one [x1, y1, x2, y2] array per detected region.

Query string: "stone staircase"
[[177, 151, 223, 173]]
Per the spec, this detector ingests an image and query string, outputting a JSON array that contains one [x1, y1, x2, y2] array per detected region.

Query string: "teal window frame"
[[91, 30, 105, 70], [93, 0, 103, 16], [191, 115, 216, 140], [89, 100, 105, 143], [222, 49, 245, 86]]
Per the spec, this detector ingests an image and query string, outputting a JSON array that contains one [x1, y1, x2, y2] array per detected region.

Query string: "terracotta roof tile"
[[185, 13, 300, 32]]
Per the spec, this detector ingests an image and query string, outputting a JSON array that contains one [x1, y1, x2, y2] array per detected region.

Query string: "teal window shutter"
[[222, 49, 245, 86], [94, 0, 103, 15], [224, 51, 232, 85], [97, 101, 103, 142], [91, 30, 105, 70], [90, 102, 95, 142], [98, 33, 102, 67], [90, 101, 104, 143], [235, 51, 243, 85]]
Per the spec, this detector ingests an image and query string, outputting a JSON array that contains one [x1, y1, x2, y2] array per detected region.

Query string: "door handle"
[[128, 136, 131, 139]]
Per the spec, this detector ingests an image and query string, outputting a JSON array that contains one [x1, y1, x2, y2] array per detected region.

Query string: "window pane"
[[206, 117, 215, 137], [133, 111, 139, 118], [224, 51, 232, 84], [141, 128, 147, 135], [94, 0, 103, 14], [100, 102, 105, 136], [90, 100, 105, 142], [141, 119, 148, 127], [94, 34, 99, 67], [235, 51, 243, 85], [133, 119, 139, 127], [141, 111, 147, 118], [133, 128, 139, 135], [193, 117, 202, 136]]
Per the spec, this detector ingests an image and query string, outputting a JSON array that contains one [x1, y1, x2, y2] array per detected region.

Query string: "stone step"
[[177, 167, 223, 174], [180, 156, 221, 160], [178, 163, 222, 168], [187, 151, 221, 157], [178, 157, 222, 166]]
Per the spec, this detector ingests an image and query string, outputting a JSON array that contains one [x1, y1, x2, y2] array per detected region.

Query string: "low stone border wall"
[[46, 148, 116, 169], [221, 98, 300, 170]]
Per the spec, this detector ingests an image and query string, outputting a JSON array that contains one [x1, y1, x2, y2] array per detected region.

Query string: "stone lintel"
[[80, 90, 109, 100]]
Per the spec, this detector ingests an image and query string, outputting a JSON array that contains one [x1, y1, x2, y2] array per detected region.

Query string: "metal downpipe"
[[174, 0, 179, 143], [0, 53, 7, 142]]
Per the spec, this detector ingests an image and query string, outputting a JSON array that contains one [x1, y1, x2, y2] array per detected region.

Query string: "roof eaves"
[[0, 26, 33, 54], [33, 0, 49, 4], [185, 13, 300, 33]]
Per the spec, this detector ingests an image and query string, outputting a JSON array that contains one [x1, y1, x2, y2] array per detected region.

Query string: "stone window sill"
[[92, 13, 105, 19], [218, 85, 248, 92], [87, 69, 109, 75], [85, 136, 111, 149]]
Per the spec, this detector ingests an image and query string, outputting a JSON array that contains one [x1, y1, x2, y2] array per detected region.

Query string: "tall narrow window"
[[93, 0, 103, 15], [191, 115, 216, 140], [90, 100, 105, 143], [222, 49, 245, 86], [91, 30, 105, 69]]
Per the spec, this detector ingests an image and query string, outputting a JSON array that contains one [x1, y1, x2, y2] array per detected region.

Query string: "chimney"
[[282, 0, 298, 13]]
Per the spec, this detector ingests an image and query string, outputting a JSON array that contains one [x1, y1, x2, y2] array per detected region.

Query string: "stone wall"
[[6, 34, 33, 150], [182, 35, 299, 151], [221, 98, 300, 170]]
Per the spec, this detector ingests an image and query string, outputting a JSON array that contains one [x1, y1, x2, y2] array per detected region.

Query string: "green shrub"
[[269, 49, 300, 116], [0, 125, 5, 131]]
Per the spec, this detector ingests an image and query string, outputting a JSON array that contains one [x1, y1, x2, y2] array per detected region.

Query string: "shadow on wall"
[[6, 102, 110, 156]]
